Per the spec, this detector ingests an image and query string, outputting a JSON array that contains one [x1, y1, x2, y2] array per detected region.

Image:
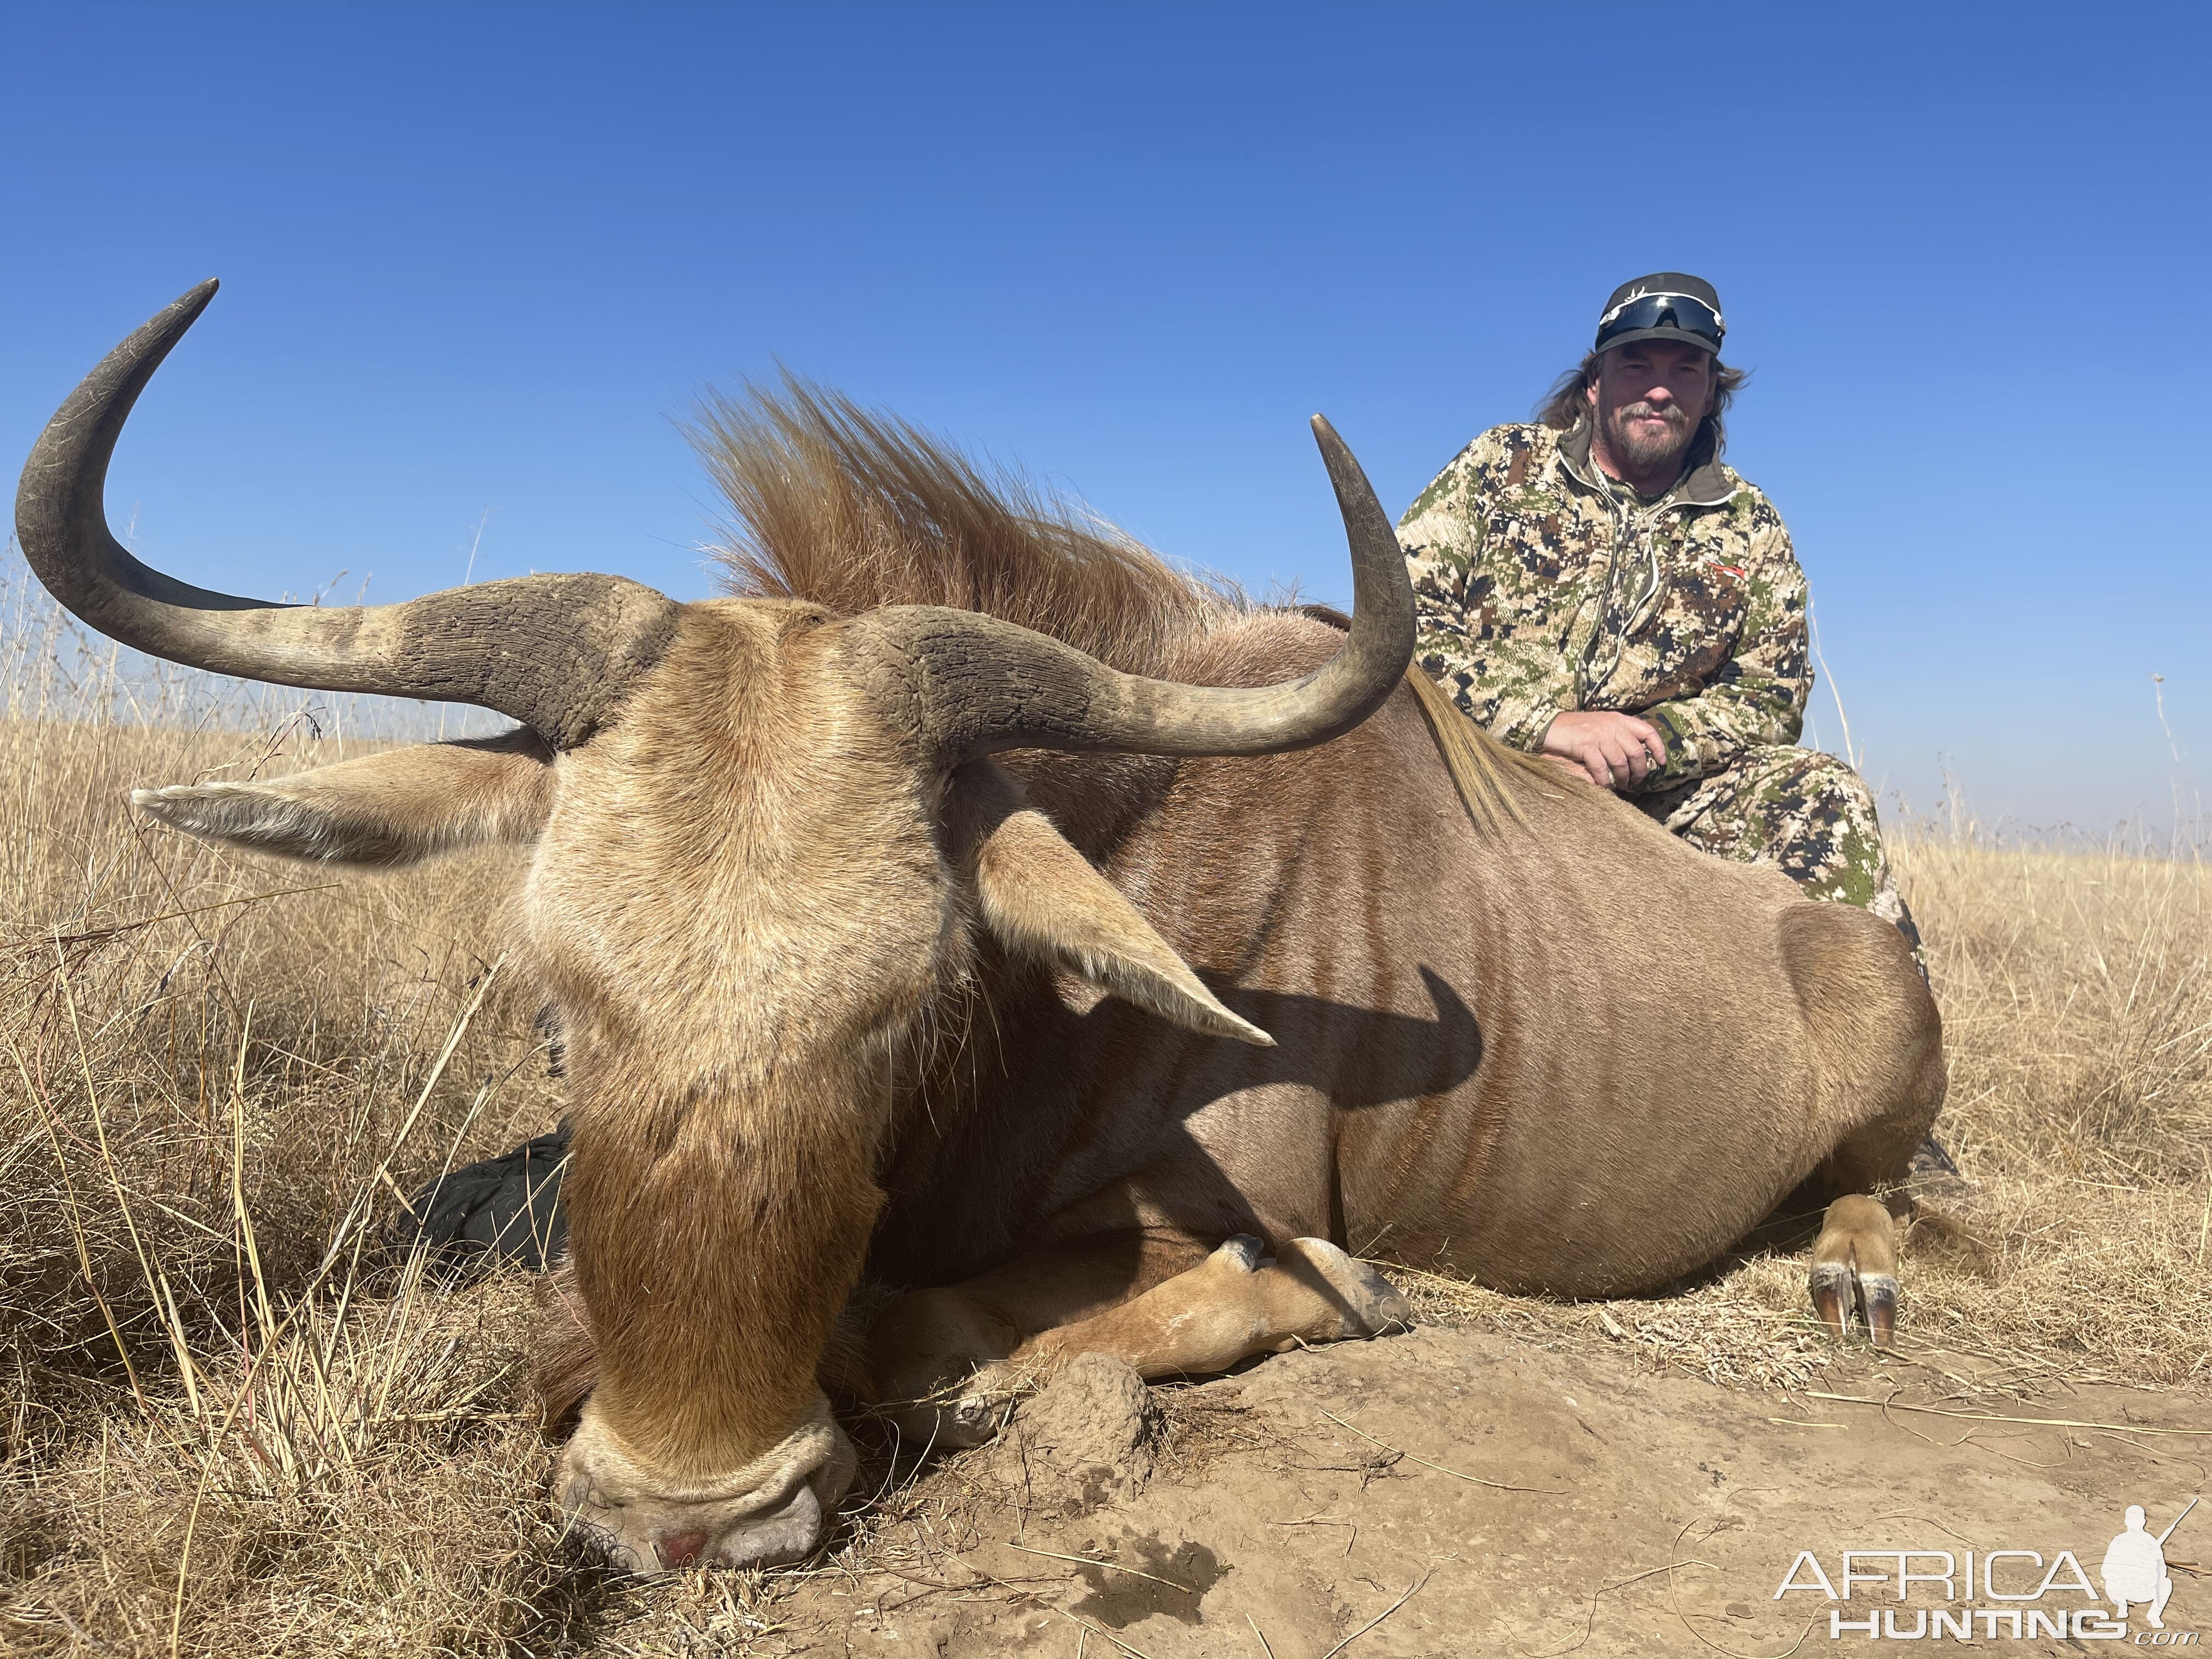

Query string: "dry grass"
[[0, 556, 2205, 1654]]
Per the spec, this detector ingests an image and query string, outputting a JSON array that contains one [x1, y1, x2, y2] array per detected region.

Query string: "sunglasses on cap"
[[1594, 291, 1726, 352]]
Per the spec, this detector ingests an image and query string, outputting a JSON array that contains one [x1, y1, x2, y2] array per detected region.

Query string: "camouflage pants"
[[1635, 744, 1923, 960]]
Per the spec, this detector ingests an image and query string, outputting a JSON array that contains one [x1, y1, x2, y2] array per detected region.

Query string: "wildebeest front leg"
[[1014, 1234, 1414, 1373], [868, 1233, 1412, 1447]]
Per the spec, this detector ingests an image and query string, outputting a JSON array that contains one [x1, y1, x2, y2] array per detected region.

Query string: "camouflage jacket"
[[1396, 420, 1809, 793]]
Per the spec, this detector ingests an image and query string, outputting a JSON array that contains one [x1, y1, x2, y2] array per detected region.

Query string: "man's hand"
[[1539, 710, 1668, 791]]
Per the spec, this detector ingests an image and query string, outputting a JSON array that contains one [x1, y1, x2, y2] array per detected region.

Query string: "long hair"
[[1536, 348, 1748, 453], [691, 375, 1237, 677], [696, 377, 1542, 836]]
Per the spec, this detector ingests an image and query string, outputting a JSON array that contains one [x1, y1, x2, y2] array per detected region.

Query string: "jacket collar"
[[1557, 418, 1736, 508]]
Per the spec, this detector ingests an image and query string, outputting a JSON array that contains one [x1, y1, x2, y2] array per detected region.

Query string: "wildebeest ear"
[[132, 729, 556, 866], [952, 765, 1273, 1047]]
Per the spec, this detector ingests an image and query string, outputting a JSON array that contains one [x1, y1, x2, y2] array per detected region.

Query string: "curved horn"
[[14, 283, 679, 748], [859, 414, 1416, 760]]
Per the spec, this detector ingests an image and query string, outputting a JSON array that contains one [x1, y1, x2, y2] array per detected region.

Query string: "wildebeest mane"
[[693, 377, 1236, 676], [692, 377, 1545, 832]]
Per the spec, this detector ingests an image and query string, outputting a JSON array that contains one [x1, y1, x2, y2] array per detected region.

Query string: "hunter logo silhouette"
[[2103, 1498, 2195, 1629]]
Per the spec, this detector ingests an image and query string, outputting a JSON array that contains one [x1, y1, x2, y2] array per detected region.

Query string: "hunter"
[[1397, 272, 1924, 957]]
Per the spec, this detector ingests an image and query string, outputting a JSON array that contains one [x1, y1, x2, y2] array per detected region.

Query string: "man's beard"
[[1604, 399, 1695, 474]]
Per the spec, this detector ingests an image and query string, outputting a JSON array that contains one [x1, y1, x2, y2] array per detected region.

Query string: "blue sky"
[[3, 5, 2204, 833]]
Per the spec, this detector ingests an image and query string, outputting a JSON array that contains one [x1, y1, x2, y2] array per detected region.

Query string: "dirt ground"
[[748, 1327, 2209, 1659]]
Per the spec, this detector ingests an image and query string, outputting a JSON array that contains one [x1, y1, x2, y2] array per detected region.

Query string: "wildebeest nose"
[[655, 1529, 709, 1570]]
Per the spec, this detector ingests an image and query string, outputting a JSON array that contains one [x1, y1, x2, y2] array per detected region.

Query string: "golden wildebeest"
[[18, 285, 1943, 1573]]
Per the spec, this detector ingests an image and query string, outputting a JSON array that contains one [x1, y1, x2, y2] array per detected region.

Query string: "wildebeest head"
[[15, 283, 1417, 1570]]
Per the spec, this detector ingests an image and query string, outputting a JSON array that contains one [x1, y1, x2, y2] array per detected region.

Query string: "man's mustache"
[[1614, 401, 1689, 428]]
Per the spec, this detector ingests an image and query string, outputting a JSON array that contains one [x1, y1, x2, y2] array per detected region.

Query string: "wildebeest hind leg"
[[1809, 1193, 1900, 1346], [1800, 1097, 1929, 1347], [1778, 897, 1944, 1349], [868, 1234, 1412, 1447]]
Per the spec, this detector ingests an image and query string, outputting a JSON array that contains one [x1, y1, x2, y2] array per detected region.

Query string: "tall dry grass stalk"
[[1887, 829, 2212, 1375], [0, 548, 2203, 1654], [0, 553, 595, 1655]]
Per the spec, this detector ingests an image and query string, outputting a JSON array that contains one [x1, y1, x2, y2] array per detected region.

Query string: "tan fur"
[[953, 762, 1272, 1047], [1400, 656, 1556, 833], [132, 729, 555, 865], [137, 386, 1944, 1569], [530, 1264, 598, 1438]]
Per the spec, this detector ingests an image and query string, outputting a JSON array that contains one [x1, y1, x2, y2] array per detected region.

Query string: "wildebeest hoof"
[[923, 1386, 1009, 1450], [1277, 1237, 1415, 1338], [1808, 1259, 1854, 1341], [1213, 1233, 1266, 1272], [1903, 1133, 1977, 1207], [884, 1362, 1024, 1451], [555, 1393, 856, 1573]]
